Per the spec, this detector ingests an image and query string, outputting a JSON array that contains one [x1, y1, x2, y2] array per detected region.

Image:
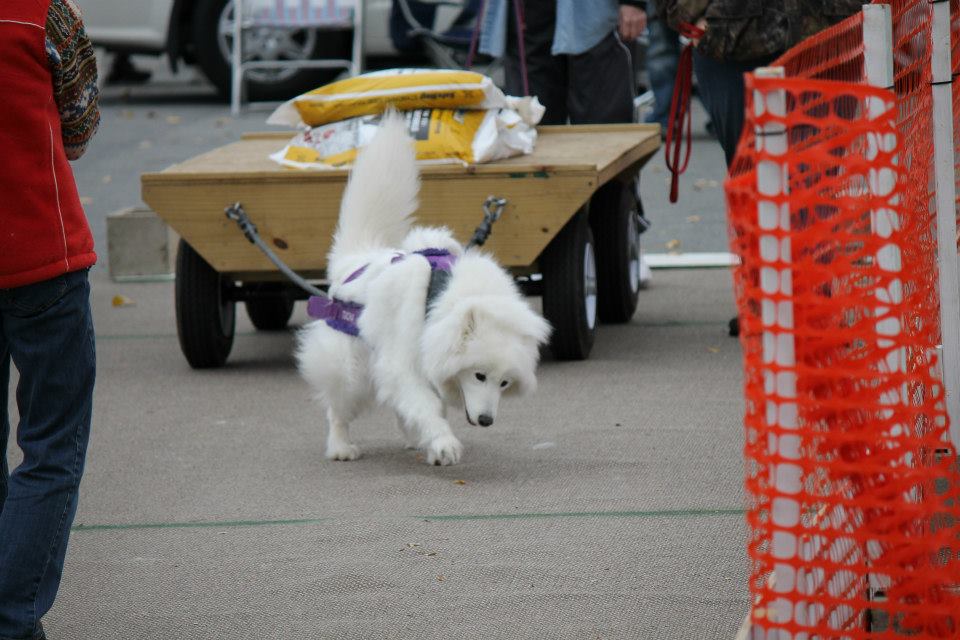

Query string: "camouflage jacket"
[[661, 0, 862, 62]]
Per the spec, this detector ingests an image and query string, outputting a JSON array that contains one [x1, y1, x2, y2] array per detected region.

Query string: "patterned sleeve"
[[45, 0, 100, 160]]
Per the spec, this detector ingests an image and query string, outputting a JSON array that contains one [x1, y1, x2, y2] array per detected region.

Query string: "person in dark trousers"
[[479, 0, 646, 125], [661, 0, 862, 334], [0, 0, 100, 638]]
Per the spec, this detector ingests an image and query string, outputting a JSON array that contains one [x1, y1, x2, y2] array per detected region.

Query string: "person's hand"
[[618, 5, 647, 42], [690, 17, 708, 46]]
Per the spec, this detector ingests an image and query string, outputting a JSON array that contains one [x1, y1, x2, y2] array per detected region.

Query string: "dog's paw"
[[326, 443, 361, 461], [425, 434, 463, 466]]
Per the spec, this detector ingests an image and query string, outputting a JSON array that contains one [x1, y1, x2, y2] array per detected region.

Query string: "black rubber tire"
[[589, 180, 642, 323], [175, 240, 236, 369], [540, 210, 597, 361], [245, 286, 295, 331], [191, 0, 352, 102]]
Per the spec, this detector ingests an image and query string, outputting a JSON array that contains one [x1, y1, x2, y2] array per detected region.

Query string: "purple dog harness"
[[307, 248, 456, 336]]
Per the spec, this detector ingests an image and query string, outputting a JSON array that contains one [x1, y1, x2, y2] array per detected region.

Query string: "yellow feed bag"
[[267, 68, 542, 128], [269, 108, 539, 168]]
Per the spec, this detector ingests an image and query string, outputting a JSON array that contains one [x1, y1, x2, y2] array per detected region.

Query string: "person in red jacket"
[[0, 0, 99, 638]]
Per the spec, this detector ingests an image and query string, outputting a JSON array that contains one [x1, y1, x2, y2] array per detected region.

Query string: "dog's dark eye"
[[500, 380, 509, 388], [475, 373, 486, 382]]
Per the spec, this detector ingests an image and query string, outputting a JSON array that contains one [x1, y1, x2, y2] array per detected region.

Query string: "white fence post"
[[863, 0, 899, 610], [931, 0, 960, 447], [752, 65, 803, 640]]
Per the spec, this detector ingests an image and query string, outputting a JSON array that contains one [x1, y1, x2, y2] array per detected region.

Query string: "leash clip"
[[468, 196, 508, 248]]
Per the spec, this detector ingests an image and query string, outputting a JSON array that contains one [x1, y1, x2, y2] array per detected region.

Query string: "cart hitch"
[[467, 196, 507, 249]]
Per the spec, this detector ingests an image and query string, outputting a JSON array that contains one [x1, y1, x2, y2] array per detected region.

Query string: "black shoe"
[[106, 55, 152, 85], [728, 316, 739, 337]]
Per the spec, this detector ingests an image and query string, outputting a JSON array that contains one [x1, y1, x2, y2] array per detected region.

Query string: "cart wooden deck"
[[141, 123, 660, 277]]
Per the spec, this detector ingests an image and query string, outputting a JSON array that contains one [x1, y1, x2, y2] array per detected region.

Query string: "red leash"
[[665, 22, 705, 204]]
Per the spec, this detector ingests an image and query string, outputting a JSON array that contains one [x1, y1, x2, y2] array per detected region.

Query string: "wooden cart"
[[141, 123, 661, 367]]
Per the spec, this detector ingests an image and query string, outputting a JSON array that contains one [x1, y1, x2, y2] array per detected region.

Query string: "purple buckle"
[[307, 296, 362, 336]]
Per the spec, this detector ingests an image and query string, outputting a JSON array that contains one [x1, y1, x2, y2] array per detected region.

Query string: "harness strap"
[[308, 248, 457, 336]]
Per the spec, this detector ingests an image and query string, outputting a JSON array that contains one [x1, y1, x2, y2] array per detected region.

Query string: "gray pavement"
[[7, 56, 748, 639]]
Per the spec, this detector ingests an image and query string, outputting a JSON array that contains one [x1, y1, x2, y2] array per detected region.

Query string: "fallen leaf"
[[120, 110, 135, 119], [101, 175, 112, 184], [686, 214, 701, 223], [138, 140, 153, 149], [665, 239, 681, 254], [425, 552, 437, 557], [650, 165, 664, 173], [707, 346, 720, 353], [112, 294, 135, 307], [79, 196, 93, 205], [693, 178, 721, 191], [165, 115, 182, 125], [436, 575, 445, 582], [453, 479, 466, 485]]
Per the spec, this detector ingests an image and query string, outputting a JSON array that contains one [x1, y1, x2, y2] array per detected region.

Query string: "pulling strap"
[[665, 22, 705, 204]]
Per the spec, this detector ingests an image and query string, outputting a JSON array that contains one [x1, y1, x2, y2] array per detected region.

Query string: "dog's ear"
[[421, 301, 478, 389], [459, 307, 477, 349]]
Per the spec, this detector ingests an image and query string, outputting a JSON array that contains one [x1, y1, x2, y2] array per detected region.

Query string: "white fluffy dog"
[[295, 114, 551, 466]]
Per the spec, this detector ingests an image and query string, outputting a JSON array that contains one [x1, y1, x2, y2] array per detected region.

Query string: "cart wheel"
[[175, 239, 236, 368], [540, 210, 597, 360], [590, 181, 642, 323], [245, 286, 295, 331]]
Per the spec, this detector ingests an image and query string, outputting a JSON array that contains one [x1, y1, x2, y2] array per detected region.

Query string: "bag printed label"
[[269, 108, 539, 169]]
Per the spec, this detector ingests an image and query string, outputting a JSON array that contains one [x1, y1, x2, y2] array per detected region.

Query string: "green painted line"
[[532, 170, 550, 178], [71, 507, 744, 533], [508, 172, 528, 179], [72, 516, 332, 532], [420, 508, 745, 522]]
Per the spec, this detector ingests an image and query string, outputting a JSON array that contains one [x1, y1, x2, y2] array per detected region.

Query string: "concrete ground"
[[7, 55, 749, 639], [6, 265, 747, 640]]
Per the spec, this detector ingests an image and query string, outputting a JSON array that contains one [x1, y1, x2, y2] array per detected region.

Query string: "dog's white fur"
[[295, 114, 551, 466]]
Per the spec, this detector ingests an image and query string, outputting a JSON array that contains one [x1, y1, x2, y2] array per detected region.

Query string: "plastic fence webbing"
[[726, 73, 960, 638]]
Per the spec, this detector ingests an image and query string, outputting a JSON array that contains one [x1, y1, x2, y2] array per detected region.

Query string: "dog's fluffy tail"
[[329, 112, 419, 262]]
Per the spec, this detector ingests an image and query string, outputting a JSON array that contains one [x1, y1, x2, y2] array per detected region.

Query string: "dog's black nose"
[[478, 414, 493, 427]]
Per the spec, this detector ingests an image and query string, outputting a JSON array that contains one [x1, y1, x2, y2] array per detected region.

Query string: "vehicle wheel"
[[192, 0, 352, 101], [589, 181, 642, 323], [176, 239, 236, 368], [245, 285, 295, 331], [540, 210, 598, 360]]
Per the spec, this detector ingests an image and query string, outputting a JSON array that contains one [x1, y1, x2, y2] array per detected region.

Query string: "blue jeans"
[[0, 269, 95, 640], [692, 52, 775, 166]]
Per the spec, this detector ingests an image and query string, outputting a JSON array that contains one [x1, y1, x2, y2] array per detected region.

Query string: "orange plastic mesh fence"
[[726, 72, 960, 639], [771, 12, 865, 83]]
